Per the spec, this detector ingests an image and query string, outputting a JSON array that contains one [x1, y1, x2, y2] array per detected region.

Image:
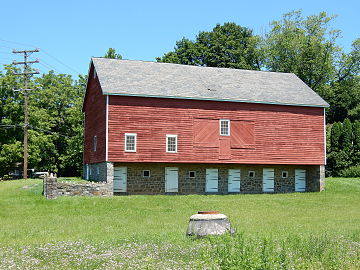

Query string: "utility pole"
[[12, 49, 39, 179]]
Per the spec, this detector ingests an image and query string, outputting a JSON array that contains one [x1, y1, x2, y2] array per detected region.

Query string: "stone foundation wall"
[[83, 162, 113, 184], [115, 163, 325, 195], [43, 174, 112, 199]]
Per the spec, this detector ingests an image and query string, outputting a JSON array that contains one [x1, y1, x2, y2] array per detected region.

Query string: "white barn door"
[[206, 168, 218, 193], [295, 169, 306, 192], [263, 168, 274, 192], [165, 167, 178, 192], [228, 169, 241, 192], [114, 167, 127, 192]]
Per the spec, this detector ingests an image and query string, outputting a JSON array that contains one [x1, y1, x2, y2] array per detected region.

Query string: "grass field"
[[0, 177, 359, 269]]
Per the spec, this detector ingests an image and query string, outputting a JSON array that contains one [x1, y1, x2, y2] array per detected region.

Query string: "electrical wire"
[[0, 38, 81, 74]]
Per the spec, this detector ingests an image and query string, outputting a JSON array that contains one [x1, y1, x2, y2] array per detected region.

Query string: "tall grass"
[[203, 233, 359, 269]]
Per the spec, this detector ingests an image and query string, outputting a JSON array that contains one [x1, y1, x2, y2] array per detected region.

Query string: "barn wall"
[[108, 96, 325, 165], [83, 64, 106, 164]]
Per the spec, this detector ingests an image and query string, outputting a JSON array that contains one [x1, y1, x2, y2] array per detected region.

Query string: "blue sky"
[[0, 0, 359, 78]]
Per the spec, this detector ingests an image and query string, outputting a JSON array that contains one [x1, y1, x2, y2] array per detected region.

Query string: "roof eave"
[[104, 92, 329, 108]]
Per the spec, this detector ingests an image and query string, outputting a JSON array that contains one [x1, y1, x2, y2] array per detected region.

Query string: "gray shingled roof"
[[91, 57, 329, 107]]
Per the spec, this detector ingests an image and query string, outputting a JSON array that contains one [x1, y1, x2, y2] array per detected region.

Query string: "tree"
[[353, 121, 360, 165], [104, 48, 122, 59], [264, 10, 340, 92], [340, 118, 352, 152], [326, 39, 360, 123], [157, 22, 263, 70], [330, 122, 342, 152]]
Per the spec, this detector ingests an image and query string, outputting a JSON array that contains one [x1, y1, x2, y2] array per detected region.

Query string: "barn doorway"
[[206, 168, 219, 193], [165, 167, 178, 192], [295, 169, 306, 192], [228, 169, 241, 192], [114, 167, 127, 192], [263, 168, 275, 192]]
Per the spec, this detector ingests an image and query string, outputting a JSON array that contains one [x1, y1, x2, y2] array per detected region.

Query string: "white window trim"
[[93, 136, 97, 152], [124, 133, 137, 152], [166, 134, 178, 153], [219, 119, 230, 136]]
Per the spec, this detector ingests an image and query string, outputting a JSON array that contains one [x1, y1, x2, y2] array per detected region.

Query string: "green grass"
[[0, 177, 359, 269]]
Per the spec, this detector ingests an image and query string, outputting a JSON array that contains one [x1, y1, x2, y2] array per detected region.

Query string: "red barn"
[[82, 58, 328, 194]]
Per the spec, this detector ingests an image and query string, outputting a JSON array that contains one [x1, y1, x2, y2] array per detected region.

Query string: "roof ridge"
[[91, 57, 295, 76]]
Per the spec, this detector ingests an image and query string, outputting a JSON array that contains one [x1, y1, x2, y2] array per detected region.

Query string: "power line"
[[1, 38, 81, 74]]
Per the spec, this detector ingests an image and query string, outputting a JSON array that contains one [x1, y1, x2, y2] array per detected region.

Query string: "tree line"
[[0, 10, 359, 178]]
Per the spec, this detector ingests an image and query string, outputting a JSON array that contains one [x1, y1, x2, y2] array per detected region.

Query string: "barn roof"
[[91, 57, 329, 107]]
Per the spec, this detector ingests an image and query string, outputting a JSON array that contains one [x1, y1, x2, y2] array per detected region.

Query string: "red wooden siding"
[[107, 96, 325, 165], [83, 65, 106, 164], [231, 121, 255, 148], [194, 119, 218, 147]]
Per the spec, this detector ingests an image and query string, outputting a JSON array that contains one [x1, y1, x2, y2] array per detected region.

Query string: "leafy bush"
[[340, 165, 360, 177]]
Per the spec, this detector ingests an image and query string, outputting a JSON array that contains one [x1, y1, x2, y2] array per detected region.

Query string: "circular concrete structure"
[[186, 211, 234, 237]]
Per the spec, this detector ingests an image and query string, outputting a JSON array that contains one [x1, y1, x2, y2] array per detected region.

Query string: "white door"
[[295, 169, 306, 192], [206, 168, 218, 193], [228, 169, 241, 192], [263, 168, 274, 192], [114, 167, 127, 192], [165, 167, 178, 192]]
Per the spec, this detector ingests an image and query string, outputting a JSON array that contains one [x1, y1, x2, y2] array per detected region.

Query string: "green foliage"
[[340, 118, 353, 151], [327, 119, 359, 176], [330, 122, 341, 152], [104, 48, 122, 59], [157, 22, 262, 70], [265, 10, 340, 91], [0, 69, 84, 177], [340, 165, 360, 177], [353, 121, 360, 164]]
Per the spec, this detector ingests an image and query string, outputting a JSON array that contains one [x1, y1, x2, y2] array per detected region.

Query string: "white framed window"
[[220, 119, 230, 136], [143, 170, 150, 177], [93, 136, 97, 152], [93, 69, 97, 79], [189, 171, 196, 178], [166, 134, 178, 153], [282, 171, 288, 178], [125, 133, 137, 152], [248, 171, 255, 178]]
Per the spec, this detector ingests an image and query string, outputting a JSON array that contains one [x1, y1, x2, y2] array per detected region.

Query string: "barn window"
[[93, 69, 97, 79], [93, 136, 97, 152], [125, 133, 137, 152], [189, 171, 196, 178], [220, 119, 230, 136], [166, 134, 177, 153], [97, 167, 99, 175], [248, 171, 255, 178], [282, 171, 288, 178], [143, 170, 150, 177]]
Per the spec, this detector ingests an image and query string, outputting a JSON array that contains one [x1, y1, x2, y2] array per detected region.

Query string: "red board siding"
[[83, 65, 106, 164], [107, 96, 325, 165]]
